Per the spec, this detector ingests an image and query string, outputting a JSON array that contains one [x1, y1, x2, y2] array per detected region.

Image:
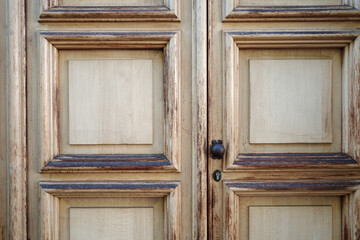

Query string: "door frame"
[[6, 0, 27, 239], [5, 0, 208, 239]]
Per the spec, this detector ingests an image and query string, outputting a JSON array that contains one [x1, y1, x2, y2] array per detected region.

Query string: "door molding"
[[7, 0, 27, 238], [6, 0, 208, 239]]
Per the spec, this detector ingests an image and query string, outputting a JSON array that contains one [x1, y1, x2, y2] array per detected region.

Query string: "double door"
[[18, 0, 360, 239]]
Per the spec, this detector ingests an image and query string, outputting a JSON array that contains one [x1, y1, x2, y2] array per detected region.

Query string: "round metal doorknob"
[[211, 140, 225, 159]]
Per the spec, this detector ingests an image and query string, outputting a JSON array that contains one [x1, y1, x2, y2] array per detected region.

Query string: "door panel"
[[27, 0, 193, 238], [209, 0, 360, 239]]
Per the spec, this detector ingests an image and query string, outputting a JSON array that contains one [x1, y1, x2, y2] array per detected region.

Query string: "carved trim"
[[234, 153, 359, 169], [45, 154, 171, 170], [39, 0, 180, 22], [223, 1, 360, 21], [224, 30, 360, 170], [40, 31, 181, 172], [39, 1, 180, 22], [40, 181, 181, 240], [224, 180, 360, 239]]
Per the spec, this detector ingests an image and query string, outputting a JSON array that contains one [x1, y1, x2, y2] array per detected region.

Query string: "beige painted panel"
[[249, 59, 332, 144], [69, 59, 153, 145], [238, 196, 341, 240], [59, 50, 164, 154], [58, 0, 163, 6], [238, 0, 341, 6], [70, 208, 153, 240], [249, 206, 332, 240], [237, 49, 342, 154], [59, 197, 164, 240]]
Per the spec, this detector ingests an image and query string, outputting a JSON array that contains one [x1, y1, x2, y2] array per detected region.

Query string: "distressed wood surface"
[[223, 0, 360, 21], [39, 0, 180, 22], [7, 0, 27, 238], [59, 0, 163, 6], [234, 153, 359, 169], [223, 31, 359, 170], [44, 154, 172, 171], [223, 180, 359, 239], [238, 0, 341, 6], [28, 0, 193, 238], [191, 0, 207, 239], [40, 181, 180, 239], [0, 0, 7, 237], [40, 31, 180, 172], [209, 0, 360, 238]]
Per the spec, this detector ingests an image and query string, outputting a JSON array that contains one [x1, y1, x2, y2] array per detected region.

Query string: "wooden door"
[[208, 0, 360, 239], [22, 0, 207, 239]]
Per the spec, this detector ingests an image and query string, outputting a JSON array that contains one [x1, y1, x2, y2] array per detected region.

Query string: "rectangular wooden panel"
[[249, 59, 332, 144], [238, 0, 341, 6], [59, 0, 163, 6], [249, 206, 332, 240], [70, 208, 153, 240], [69, 59, 153, 145]]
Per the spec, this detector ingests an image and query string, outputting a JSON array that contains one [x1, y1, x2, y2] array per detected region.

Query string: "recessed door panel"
[[70, 208, 154, 240]]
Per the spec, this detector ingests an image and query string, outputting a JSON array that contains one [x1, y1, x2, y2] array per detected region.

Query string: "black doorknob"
[[211, 140, 225, 159]]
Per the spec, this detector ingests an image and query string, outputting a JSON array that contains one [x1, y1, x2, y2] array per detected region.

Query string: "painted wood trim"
[[348, 37, 360, 166], [225, 180, 360, 191], [192, 0, 207, 238], [224, 180, 360, 239], [224, 30, 360, 170], [7, 0, 27, 238], [223, 1, 360, 21], [39, 31, 181, 172], [40, 181, 181, 240], [43, 154, 172, 171], [234, 153, 359, 169], [39, 2, 180, 22]]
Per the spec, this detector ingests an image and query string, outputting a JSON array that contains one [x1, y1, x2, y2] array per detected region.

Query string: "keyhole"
[[213, 170, 222, 182]]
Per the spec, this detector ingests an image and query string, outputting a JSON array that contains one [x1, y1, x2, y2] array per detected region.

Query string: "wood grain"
[[191, 0, 207, 238], [249, 59, 332, 144], [70, 208, 153, 240], [40, 181, 180, 240], [0, 0, 7, 237], [249, 206, 333, 240], [39, 32, 180, 171], [59, 0, 163, 6], [223, 0, 360, 21], [238, 0, 341, 6], [39, 0, 180, 22], [68, 59, 153, 145], [7, 0, 27, 238]]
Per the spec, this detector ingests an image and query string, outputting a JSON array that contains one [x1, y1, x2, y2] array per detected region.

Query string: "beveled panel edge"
[[40, 181, 181, 240], [223, 2, 360, 21], [223, 30, 360, 171], [39, 2, 180, 22], [43, 154, 173, 172], [39, 31, 181, 172], [224, 179, 360, 191], [40, 180, 180, 192], [223, 180, 360, 240], [234, 153, 359, 169]]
